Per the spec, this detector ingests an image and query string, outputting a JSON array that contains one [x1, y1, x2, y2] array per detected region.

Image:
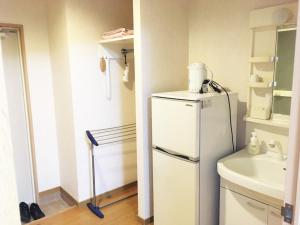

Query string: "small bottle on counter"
[[248, 132, 260, 155]]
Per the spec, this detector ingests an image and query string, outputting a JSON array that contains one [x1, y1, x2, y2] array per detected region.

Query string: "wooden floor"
[[28, 196, 152, 225]]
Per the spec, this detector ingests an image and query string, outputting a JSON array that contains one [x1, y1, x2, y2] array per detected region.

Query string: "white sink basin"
[[217, 149, 286, 200]]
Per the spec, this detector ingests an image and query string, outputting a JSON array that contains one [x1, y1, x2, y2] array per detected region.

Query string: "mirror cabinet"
[[246, 5, 297, 128]]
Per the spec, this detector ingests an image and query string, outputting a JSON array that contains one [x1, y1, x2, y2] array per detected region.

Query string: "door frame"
[[0, 23, 39, 202]]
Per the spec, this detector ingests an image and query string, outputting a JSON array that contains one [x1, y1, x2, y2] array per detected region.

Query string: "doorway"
[[0, 24, 38, 206]]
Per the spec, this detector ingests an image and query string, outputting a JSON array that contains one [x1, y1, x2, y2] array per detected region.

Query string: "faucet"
[[268, 140, 286, 160]]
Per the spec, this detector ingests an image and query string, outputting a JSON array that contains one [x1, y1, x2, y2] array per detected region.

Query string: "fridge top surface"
[[152, 90, 237, 101]]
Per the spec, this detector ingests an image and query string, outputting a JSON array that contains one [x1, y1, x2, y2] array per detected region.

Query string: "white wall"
[[0, 0, 136, 204], [65, 0, 136, 202], [133, 0, 189, 219], [47, 0, 136, 202], [188, 0, 296, 149], [46, 0, 79, 199], [0, 33, 21, 225], [0, 0, 60, 192], [134, 0, 297, 219]]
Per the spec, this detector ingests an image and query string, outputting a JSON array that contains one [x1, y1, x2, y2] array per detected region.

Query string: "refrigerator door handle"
[[153, 146, 199, 163]]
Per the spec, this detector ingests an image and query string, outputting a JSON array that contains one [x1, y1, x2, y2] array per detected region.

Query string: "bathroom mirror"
[[272, 27, 296, 118]]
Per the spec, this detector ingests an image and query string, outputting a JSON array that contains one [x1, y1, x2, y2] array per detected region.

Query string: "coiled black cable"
[[201, 80, 235, 152]]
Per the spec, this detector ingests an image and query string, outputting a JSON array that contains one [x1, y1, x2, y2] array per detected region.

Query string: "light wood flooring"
[[28, 196, 152, 225], [93, 182, 137, 208]]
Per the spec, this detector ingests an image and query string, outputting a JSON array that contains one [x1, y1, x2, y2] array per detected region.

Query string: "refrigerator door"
[[152, 97, 200, 159], [153, 149, 199, 225]]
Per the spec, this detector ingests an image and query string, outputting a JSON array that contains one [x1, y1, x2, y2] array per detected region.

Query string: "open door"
[[0, 30, 22, 225], [283, 4, 300, 225]]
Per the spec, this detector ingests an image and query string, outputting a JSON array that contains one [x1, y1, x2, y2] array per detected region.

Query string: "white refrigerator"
[[152, 91, 237, 225]]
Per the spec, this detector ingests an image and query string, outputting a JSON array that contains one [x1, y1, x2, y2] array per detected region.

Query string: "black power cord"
[[201, 79, 235, 153]]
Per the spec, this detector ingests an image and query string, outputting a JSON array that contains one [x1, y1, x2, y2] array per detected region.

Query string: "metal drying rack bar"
[[85, 123, 137, 219], [87, 123, 136, 146]]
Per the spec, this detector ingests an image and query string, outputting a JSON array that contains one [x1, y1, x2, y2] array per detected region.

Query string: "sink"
[[217, 149, 286, 200]]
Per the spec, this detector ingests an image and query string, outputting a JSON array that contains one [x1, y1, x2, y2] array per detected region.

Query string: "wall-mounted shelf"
[[244, 116, 289, 129], [99, 35, 134, 45], [249, 82, 271, 88], [273, 90, 292, 97], [248, 56, 276, 63]]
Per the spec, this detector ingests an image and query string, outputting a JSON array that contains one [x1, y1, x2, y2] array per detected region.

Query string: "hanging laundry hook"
[[121, 48, 134, 83], [121, 48, 134, 65]]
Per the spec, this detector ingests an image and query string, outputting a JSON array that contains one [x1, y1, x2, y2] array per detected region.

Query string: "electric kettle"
[[188, 62, 207, 93]]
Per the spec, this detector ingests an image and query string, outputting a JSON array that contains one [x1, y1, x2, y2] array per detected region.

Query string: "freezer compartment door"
[[153, 150, 199, 225], [152, 97, 200, 158]]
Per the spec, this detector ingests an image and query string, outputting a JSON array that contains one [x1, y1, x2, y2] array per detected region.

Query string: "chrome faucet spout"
[[268, 140, 286, 160]]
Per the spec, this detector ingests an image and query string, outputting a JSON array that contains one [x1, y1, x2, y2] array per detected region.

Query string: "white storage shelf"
[[273, 90, 292, 97], [244, 116, 289, 129], [99, 35, 134, 44], [249, 56, 275, 63], [249, 82, 271, 88]]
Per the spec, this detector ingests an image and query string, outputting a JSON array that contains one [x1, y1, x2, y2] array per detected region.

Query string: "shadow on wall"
[[118, 56, 137, 186], [237, 101, 247, 149], [214, 85, 247, 150], [118, 57, 135, 90]]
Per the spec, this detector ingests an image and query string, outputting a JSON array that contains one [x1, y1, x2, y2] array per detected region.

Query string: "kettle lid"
[[188, 62, 206, 69]]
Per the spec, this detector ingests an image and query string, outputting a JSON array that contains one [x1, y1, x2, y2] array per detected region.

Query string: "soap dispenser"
[[248, 132, 260, 155]]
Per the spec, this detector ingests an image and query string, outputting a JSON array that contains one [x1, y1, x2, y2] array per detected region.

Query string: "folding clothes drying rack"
[[86, 123, 137, 219]]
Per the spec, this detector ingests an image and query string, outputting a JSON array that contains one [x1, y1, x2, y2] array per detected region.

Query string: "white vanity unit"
[[218, 2, 298, 224], [218, 150, 285, 225], [219, 181, 282, 225]]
